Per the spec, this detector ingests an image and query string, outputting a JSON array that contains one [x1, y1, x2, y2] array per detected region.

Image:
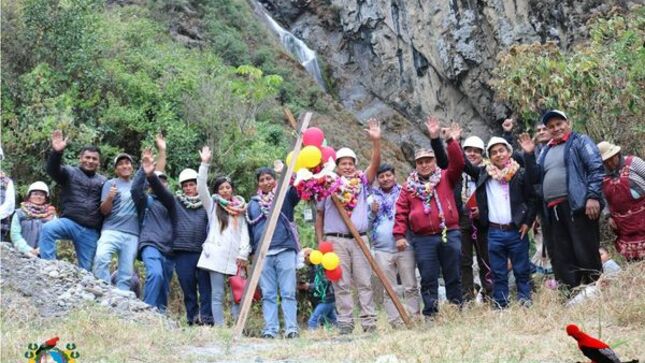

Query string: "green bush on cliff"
[[492, 8, 644, 154]]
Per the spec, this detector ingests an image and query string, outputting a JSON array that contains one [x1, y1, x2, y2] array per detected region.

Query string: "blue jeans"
[[487, 227, 531, 307], [260, 250, 298, 336], [39, 217, 100, 271], [174, 251, 213, 325], [307, 302, 337, 329], [141, 246, 175, 312], [209, 271, 239, 326], [412, 230, 462, 316], [93, 230, 138, 291]]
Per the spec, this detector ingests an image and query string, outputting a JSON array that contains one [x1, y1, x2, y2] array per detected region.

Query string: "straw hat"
[[597, 141, 621, 161]]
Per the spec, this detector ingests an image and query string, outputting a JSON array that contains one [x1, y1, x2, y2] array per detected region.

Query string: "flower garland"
[[484, 158, 519, 183], [213, 194, 246, 216], [256, 189, 275, 216], [484, 158, 519, 201], [20, 201, 54, 220], [370, 184, 401, 241], [175, 191, 203, 209], [329, 171, 368, 216], [405, 169, 448, 242]]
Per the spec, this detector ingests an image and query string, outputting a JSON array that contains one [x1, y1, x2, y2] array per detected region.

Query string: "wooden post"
[[331, 197, 414, 328], [233, 112, 311, 338]]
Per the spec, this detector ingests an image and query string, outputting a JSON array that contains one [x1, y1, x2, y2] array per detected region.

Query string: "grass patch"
[[2, 263, 643, 362]]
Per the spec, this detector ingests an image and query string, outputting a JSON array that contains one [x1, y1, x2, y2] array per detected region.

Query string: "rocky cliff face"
[[258, 0, 631, 161]]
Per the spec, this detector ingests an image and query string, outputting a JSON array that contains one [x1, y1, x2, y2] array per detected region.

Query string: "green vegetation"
[[1, 0, 329, 198], [492, 8, 644, 154]]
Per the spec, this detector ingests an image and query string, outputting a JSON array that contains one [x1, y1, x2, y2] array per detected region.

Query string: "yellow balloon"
[[322, 252, 340, 271], [298, 145, 323, 169], [286, 151, 307, 171], [309, 250, 323, 265], [286, 151, 294, 167]]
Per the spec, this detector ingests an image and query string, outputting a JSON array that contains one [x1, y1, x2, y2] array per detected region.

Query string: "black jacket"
[[46, 151, 106, 229], [463, 153, 538, 229], [131, 168, 174, 257], [152, 184, 208, 253]]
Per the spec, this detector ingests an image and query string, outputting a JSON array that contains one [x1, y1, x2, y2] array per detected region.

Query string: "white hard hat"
[[178, 168, 198, 184], [486, 137, 513, 157], [463, 136, 485, 151], [335, 147, 357, 163], [28, 181, 49, 197]]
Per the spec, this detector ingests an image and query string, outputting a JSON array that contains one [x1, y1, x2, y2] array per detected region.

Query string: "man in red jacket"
[[393, 118, 464, 320]]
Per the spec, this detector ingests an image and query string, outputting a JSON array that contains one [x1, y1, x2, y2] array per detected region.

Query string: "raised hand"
[[518, 132, 536, 154], [502, 118, 514, 133], [199, 146, 212, 163], [51, 130, 68, 152], [155, 132, 166, 151], [448, 122, 462, 141], [425, 116, 441, 139], [141, 148, 156, 175], [365, 118, 381, 141], [273, 159, 284, 174]]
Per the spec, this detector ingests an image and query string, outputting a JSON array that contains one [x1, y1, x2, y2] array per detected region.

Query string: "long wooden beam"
[[331, 196, 413, 328], [233, 111, 311, 338]]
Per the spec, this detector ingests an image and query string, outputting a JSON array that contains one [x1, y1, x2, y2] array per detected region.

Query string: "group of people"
[[0, 108, 643, 337]]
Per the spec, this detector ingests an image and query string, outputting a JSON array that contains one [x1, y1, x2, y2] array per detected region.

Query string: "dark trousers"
[[459, 215, 492, 300], [544, 201, 602, 289], [412, 230, 462, 316], [174, 251, 213, 325], [487, 227, 531, 307]]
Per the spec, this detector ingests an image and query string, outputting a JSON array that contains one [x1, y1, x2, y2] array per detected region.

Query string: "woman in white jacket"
[[197, 146, 251, 326]]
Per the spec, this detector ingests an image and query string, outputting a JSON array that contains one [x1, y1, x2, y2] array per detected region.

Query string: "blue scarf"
[[370, 184, 401, 241]]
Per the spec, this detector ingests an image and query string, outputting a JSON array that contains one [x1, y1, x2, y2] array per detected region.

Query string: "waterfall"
[[252, 2, 327, 90]]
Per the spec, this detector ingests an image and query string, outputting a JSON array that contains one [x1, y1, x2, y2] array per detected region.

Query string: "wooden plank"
[[233, 111, 312, 338], [331, 196, 414, 328]]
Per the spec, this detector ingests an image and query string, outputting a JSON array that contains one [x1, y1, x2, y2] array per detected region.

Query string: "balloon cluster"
[[308, 241, 342, 282], [289, 127, 340, 201], [286, 127, 336, 172]]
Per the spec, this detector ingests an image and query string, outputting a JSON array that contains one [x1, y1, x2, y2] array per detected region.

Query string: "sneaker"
[[338, 324, 354, 335], [261, 333, 275, 339], [285, 331, 299, 339]]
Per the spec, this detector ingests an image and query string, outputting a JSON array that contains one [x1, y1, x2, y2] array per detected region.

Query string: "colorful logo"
[[24, 337, 80, 363]]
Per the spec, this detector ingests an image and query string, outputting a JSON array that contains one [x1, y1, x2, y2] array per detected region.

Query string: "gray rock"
[[0, 242, 170, 324], [259, 0, 634, 150]]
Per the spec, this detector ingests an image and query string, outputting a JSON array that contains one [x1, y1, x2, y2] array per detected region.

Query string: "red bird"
[[566, 325, 638, 363], [35, 336, 59, 356]]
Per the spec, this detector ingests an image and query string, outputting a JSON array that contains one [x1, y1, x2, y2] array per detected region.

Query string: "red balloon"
[[320, 146, 336, 164], [303, 127, 325, 147], [325, 266, 342, 282], [319, 241, 334, 254]]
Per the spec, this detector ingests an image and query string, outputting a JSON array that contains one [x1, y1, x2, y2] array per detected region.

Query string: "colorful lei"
[[405, 169, 448, 242], [370, 184, 401, 241], [20, 202, 54, 220], [330, 171, 368, 216]]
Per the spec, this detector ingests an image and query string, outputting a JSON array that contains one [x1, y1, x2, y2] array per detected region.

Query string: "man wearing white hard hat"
[[93, 153, 140, 293], [165, 166, 213, 326], [458, 135, 492, 301], [528, 110, 604, 290], [597, 141, 645, 261], [462, 132, 538, 308], [314, 118, 381, 334], [10, 181, 56, 257]]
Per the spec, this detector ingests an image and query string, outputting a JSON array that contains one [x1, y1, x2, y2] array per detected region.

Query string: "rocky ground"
[[0, 242, 172, 326]]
